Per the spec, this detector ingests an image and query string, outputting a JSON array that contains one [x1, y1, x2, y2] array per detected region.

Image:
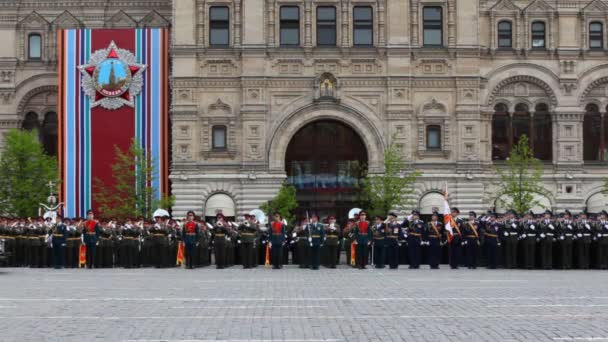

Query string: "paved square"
[[1, 266, 608, 342]]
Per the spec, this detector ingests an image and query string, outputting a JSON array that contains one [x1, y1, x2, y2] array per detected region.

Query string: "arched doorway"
[[286, 120, 367, 221]]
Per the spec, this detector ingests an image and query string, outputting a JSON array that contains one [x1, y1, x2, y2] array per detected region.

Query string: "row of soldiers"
[[1, 208, 608, 270]]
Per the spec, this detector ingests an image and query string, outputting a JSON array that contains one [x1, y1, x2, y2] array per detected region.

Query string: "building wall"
[[171, 0, 608, 218]]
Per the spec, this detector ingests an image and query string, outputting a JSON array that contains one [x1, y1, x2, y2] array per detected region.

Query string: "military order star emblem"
[[78, 41, 146, 110]]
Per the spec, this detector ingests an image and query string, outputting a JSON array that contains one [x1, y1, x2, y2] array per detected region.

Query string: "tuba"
[[249, 209, 267, 231]]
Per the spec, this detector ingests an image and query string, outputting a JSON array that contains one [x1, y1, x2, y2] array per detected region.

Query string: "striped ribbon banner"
[[58, 29, 169, 218]]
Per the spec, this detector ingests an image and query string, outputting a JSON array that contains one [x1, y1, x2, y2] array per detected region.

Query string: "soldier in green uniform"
[[343, 219, 355, 267], [559, 210, 575, 269], [596, 210, 608, 270], [238, 214, 259, 269], [64, 219, 80, 268], [425, 211, 443, 270], [294, 218, 309, 268], [213, 213, 230, 269], [521, 211, 538, 270], [372, 215, 387, 268], [121, 218, 140, 268], [308, 214, 325, 270], [538, 210, 556, 270], [51, 216, 68, 269], [463, 211, 480, 269], [97, 221, 115, 268], [575, 211, 593, 269], [151, 214, 171, 268], [502, 210, 520, 269], [324, 216, 340, 268]]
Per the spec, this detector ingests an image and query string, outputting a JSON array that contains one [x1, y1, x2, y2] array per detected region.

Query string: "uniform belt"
[[1, 236, 14, 239], [215, 234, 225, 237], [409, 233, 421, 236], [86, 232, 96, 235], [510, 232, 518, 235], [28, 237, 38, 239], [485, 234, 497, 238], [312, 235, 321, 238], [52, 234, 64, 237], [373, 237, 384, 240], [429, 235, 440, 238], [241, 233, 255, 236], [565, 234, 573, 237], [123, 237, 137, 240], [100, 237, 111, 240], [152, 234, 166, 237], [527, 234, 536, 237], [388, 235, 399, 239], [67, 237, 80, 241], [185, 233, 196, 236], [466, 235, 477, 238], [298, 237, 308, 241]]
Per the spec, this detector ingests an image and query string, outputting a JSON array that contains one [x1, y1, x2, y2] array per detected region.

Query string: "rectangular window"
[[423, 7, 443, 47], [317, 6, 336, 46], [497, 21, 512, 48], [590, 22, 604, 49], [212, 126, 227, 149], [353, 6, 373, 46], [280, 6, 300, 46], [210, 6, 230, 46], [531, 21, 545, 49], [28, 34, 41, 59], [426, 126, 441, 150]]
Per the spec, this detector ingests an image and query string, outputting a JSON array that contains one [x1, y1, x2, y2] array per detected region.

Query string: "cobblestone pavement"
[[1, 266, 608, 342]]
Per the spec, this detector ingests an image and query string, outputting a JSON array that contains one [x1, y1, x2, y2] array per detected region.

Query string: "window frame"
[[422, 6, 443, 47], [280, 6, 300, 47], [426, 125, 442, 150], [497, 20, 513, 48], [589, 21, 604, 50], [531, 21, 546, 49], [316, 6, 337, 47], [353, 6, 373, 47], [209, 6, 230, 47], [28, 33, 42, 60], [212, 125, 228, 150]]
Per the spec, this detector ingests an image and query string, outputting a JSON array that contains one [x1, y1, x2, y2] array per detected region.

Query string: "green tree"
[[93, 139, 173, 220], [259, 183, 298, 225], [359, 135, 420, 217], [489, 134, 552, 214], [0, 129, 58, 217]]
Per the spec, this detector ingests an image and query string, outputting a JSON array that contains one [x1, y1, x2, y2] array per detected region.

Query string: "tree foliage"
[[93, 139, 173, 220], [0, 129, 59, 217], [489, 134, 551, 215], [359, 135, 420, 217], [259, 183, 298, 225]]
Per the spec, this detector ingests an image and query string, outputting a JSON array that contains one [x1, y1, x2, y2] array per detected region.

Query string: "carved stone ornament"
[[78, 41, 146, 110]]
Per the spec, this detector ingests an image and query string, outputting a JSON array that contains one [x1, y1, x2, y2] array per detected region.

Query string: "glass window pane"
[[317, 7, 335, 21], [590, 22, 602, 32], [423, 7, 441, 20], [210, 30, 229, 45], [281, 7, 299, 20], [499, 38, 512, 47], [281, 29, 299, 45], [424, 30, 442, 45], [213, 127, 226, 149], [532, 22, 545, 31], [210, 7, 229, 20], [354, 29, 372, 45], [498, 21, 511, 31], [354, 7, 372, 20], [532, 38, 545, 48], [29, 35, 41, 59], [427, 129, 440, 149]]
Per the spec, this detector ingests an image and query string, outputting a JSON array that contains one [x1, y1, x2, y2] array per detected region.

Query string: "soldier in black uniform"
[[575, 211, 593, 269], [213, 214, 229, 269], [596, 210, 608, 270], [448, 207, 463, 269], [26, 220, 45, 268], [294, 218, 309, 268], [463, 211, 480, 269], [521, 211, 538, 270], [482, 212, 501, 269], [426, 211, 443, 269], [238, 214, 259, 269], [538, 210, 556, 269], [308, 215, 325, 270], [64, 219, 80, 268], [502, 210, 520, 269], [121, 219, 140, 268], [407, 210, 424, 269], [385, 213, 402, 269], [372, 215, 387, 268], [151, 214, 171, 268], [324, 216, 340, 268], [559, 210, 575, 269], [343, 219, 355, 267], [97, 221, 115, 268], [14, 220, 26, 267], [51, 216, 68, 269]]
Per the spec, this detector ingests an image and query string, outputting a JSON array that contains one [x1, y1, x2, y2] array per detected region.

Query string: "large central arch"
[[267, 102, 385, 173]]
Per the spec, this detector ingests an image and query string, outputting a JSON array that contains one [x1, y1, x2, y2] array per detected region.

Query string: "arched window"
[[531, 21, 546, 49], [492, 103, 510, 160], [583, 104, 602, 161], [532, 103, 552, 160], [426, 125, 441, 150], [512, 103, 530, 145], [498, 21, 512, 48], [28, 33, 42, 59], [22, 112, 39, 131], [42, 112, 58, 156], [590, 22, 604, 49]]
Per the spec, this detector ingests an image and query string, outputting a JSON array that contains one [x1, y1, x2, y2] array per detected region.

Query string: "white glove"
[[310, 243, 313, 247], [577, 233, 582, 238], [237, 240, 241, 244], [530, 225, 535, 230], [268, 243, 272, 248], [540, 233, 546, 238], [503, 232, 509, 236], [511, 223, 517, 228], [559, 236, 564, 240], [354, 241, 358, 245], [308, 237, 312, 242], [522, 234, 527, 239], [549, 224, 554, 230]]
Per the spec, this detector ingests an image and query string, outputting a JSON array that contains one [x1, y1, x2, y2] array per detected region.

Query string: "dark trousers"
[[577, 241, 590, 269], [540, 240, 553, 269], [297, 241, 309, 268], [485, 243, 498, 269], [325, 245, 338, 268], [185, 242, 196, 268], [597, 241, 608, 269], [408, 242, 421, 268], [504, 239, 518, 269], [271, 243, 283, 268], [241, 243, 255, 268], [465, 239, 478, 269], [85, 243, 96, 268], [449, 242, 461, 269], [523, 238, 535, 269], [52, 244, 64, 269], [355, 242, 368, 268], [561, 239, 573, 269], [215, 242, 227, 268], [428, 241, 441, 269], [386, 243, 399, 269], [310, 245, 320, 269], [374, 242, 386, 268]]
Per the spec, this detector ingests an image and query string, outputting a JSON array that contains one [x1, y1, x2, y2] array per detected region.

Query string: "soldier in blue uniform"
[[386, 212, 402, 269], [372, 215, 387, 268], [307, 214, 325, 270], [463, 211, 480, 269], [81, 210, 101, 269], [270, 212, 287, 269], [482, 212, 501, 269], [426, 211, 443, 269], [51, 216, 68, 269], [448, 207, 463, 269], [354, 211, 372, 269], [407, 210, 425, 269]]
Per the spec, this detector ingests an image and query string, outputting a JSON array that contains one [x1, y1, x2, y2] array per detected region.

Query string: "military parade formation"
[[1, 205, 608, 271]]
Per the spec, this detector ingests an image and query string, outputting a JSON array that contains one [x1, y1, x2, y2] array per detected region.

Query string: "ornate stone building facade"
[[172, 0, 608, 219]]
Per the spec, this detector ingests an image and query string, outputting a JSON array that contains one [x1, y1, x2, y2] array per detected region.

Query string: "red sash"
[[272, 222, 283, 234], [358, 221, 369, 234], [184, 222, 196, 234]]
